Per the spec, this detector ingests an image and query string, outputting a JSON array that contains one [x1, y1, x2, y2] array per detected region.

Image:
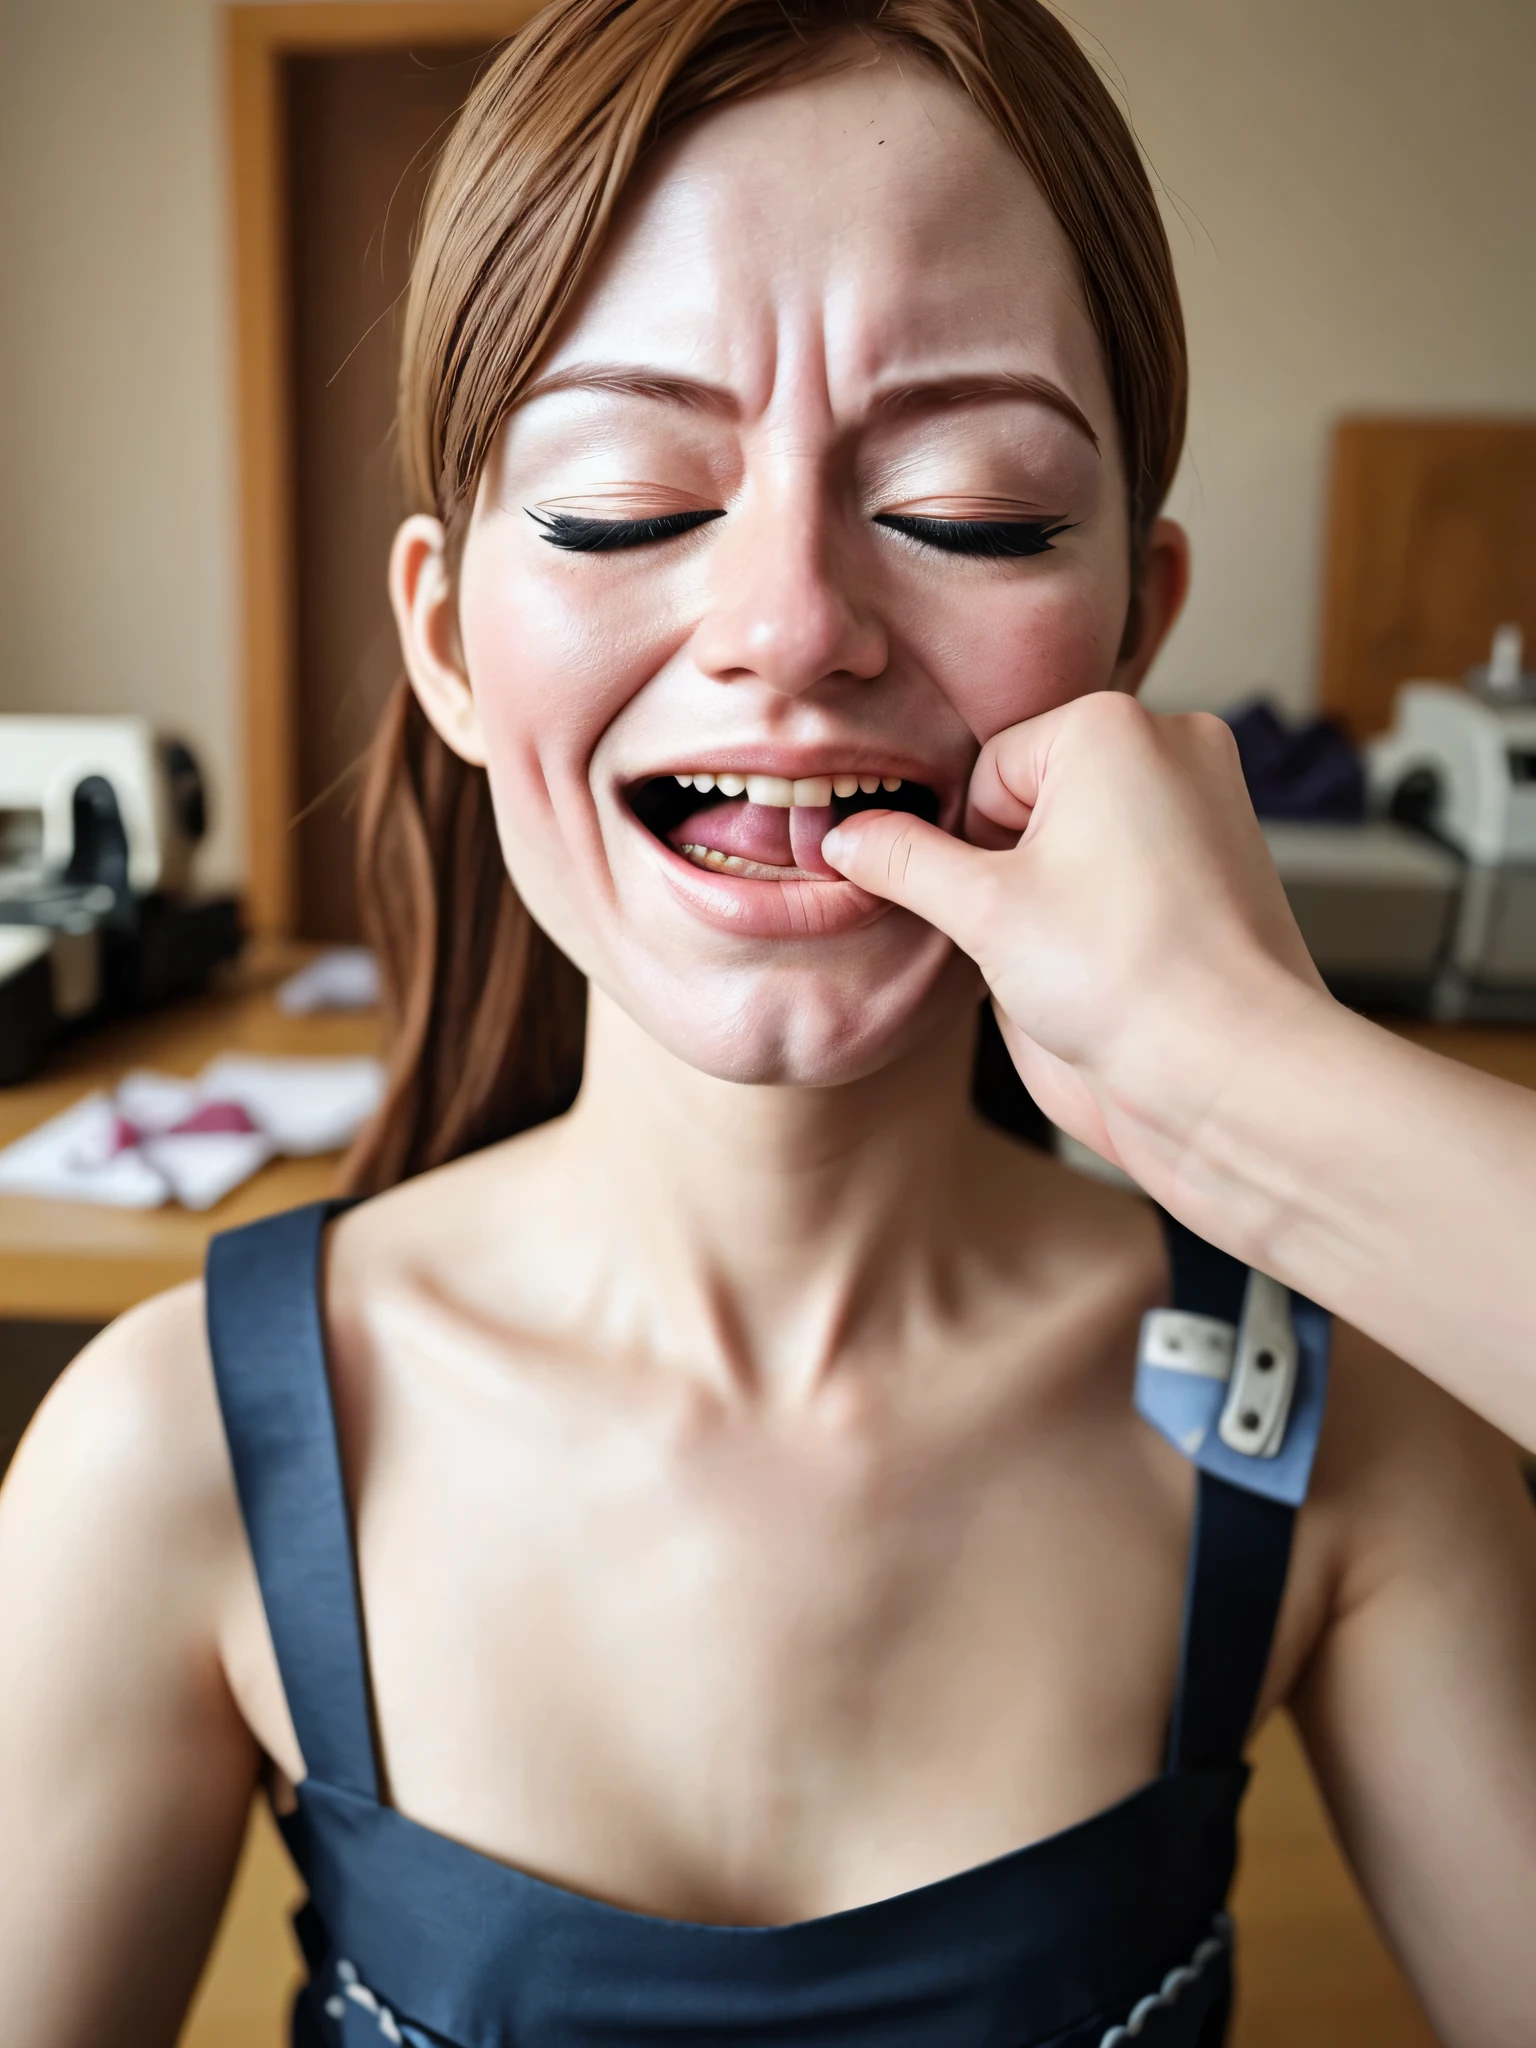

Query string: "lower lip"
[[645, 831, 892, 939]]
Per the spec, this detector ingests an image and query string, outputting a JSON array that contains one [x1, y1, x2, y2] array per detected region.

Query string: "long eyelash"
[[527, 508, 725, 553], [873, 513, 1075, 559]]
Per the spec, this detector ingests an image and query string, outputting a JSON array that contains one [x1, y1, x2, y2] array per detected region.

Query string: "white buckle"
[[1217, 1271, 1297, 1459], [1139, 1309, 1235, 1380]]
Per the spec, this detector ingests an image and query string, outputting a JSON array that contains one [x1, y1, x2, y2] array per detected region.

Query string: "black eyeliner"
[[874, 513, 1074, 559], [527, 508, 726, 552]]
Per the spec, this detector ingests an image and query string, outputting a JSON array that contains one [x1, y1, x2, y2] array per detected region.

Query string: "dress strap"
[[206, 1198, 379, 1801], [1166, 1471, 1295, 1771], [1139, 1213, 1332, 1772]]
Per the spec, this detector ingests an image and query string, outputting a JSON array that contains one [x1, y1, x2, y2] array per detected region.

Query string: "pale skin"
[[2, 53, 1534, 2048]]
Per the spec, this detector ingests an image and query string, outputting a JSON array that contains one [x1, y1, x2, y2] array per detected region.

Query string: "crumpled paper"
[[0, 1054, 385, 1211]]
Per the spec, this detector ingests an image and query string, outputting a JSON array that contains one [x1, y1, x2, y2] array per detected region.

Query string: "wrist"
[[1093, 958, 1342, 1255]]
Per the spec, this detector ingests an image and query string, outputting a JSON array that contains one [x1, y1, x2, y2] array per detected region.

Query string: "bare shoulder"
[[1303, 1318, 1536, 1601], [0, 1287, 267, 2042], [0, 1279, 241, 1577], [1245, 1316, 1534, 1746], [1281, 1333, 1536, 2036]]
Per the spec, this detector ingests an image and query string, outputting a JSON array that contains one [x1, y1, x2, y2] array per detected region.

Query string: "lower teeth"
[[678, 843, 800, 880]]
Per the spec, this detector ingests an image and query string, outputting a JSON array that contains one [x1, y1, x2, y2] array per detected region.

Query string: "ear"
[[389, 514, 488, 766], [1109, 517, 1191, 696]]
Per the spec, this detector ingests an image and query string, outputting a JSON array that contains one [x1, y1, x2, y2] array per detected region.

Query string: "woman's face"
[[397, 53, 1182, 1087]]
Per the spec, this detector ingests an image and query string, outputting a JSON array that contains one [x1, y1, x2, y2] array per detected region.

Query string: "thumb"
[[821, 809, 997, 949]]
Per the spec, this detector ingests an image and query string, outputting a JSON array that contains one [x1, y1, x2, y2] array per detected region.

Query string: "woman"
[[2, 1, 1533, 2044]]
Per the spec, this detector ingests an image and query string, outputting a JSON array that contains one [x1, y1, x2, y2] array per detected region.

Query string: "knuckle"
[[1083, 690, 1152, 753], [1085, 689, 1136, 728], [1187, 710, 1238, 760]]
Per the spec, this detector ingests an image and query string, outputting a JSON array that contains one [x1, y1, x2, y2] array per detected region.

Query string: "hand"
[[822, 692, 1328, 1190]]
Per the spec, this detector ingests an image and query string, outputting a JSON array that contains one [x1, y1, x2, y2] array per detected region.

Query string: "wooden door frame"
[[227, 3, 537, 934]]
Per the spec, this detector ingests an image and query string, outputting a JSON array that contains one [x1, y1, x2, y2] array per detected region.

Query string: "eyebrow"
[[871, 374, 1100, 452], [515, 363, 1099, 451], [517, 364, 740, 416]]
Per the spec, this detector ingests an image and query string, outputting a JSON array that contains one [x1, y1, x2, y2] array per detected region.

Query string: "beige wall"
[[1089, 0, 1536, 716], [0, 0, 241, 879], [1, 0, 1533, 890]]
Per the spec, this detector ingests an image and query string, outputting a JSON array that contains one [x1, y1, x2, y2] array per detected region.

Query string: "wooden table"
[[1387, 1018, 1536, 1090], [0, 942, 381, 1321]]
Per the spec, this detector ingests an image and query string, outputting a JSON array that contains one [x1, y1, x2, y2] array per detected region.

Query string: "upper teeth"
[[673, 771, 902, 807]]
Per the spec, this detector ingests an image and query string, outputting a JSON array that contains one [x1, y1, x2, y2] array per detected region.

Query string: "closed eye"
[[873, 513, 1075, 559], [527, 508, 725, 552]]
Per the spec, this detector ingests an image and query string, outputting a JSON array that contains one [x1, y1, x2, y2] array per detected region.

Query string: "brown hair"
[[345, 0, 1186, 1192]]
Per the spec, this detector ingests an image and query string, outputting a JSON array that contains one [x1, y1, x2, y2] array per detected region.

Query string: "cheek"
[[452, 550, 675, 966], [457, 540, 676, 818], [918, 557, 1131, 745]]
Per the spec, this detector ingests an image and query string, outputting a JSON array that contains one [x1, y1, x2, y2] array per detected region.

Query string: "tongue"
[[668, 798, 792, 864], [667, 798, 837, 876], [789, 804, 838, 878]]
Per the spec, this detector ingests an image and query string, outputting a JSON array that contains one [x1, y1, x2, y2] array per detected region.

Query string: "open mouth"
[[629, 770, 943, 881]]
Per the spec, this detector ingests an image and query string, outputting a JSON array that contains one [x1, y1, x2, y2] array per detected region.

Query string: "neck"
[[556, 988, 989, 1401]]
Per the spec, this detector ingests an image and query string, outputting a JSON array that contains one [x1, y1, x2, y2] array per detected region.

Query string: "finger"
[[820, 809, 997, 947], [965, 695, 1135, 839], [966, 715, 1059, 835]]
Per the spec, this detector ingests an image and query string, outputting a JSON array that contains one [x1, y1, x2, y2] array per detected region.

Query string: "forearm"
[[1120, 981, 1536, 1449]]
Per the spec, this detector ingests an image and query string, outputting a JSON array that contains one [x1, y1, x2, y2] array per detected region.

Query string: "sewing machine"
[[1261, 818, 1463, 1013], [1365, 629, 1536, 1019], [0, 716, 241, 1081]]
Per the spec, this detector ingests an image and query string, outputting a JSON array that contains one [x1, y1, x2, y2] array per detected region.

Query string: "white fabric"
[[276, 948, 381, 1015], [0, 1053, 385, 1210], [0, 1094, 169, 1208], [197, 1054, 385, 1157]]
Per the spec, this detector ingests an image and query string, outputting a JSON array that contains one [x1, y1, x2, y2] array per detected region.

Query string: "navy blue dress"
[[205, 1201, 1329, 2048]]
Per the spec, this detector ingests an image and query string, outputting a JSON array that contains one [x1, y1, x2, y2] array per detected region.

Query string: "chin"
[[595, 928, 980, 1088]]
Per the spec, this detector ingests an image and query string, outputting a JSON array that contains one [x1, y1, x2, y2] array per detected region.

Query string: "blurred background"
[[1, 2, 1533, 2044], [0, 0, 1532, 904]]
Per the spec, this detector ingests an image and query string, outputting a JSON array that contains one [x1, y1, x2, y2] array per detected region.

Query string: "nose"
[[691, 478, 888, 698]]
